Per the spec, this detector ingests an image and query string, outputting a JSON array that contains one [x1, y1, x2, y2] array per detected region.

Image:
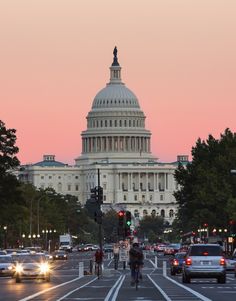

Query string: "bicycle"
[[95, 261, 102, 279], [133, 262, 141, 290]]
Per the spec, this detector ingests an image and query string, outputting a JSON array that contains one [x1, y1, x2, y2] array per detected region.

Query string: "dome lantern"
[[109, 46, 122, 85]]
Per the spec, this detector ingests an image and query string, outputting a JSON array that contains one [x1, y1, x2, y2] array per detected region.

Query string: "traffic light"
[[126, 211, 132, 227], [118, 210, 125, 226], [90, 187, 98, 202], [97, 186, 103, 204]]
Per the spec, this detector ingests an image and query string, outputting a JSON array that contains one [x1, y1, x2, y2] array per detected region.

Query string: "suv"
[[182, 244, 226, 284]]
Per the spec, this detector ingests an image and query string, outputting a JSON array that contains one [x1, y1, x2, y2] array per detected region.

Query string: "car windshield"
[[0, 256, 12, 263], [175, 253, 186, 259], [189, 246, 223, 256], [14, 255, 46, 263]]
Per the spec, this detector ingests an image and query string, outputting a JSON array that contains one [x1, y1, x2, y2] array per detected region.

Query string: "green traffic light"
[[126, 221, 131, 226]]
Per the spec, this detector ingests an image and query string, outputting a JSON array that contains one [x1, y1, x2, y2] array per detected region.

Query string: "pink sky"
[[1, 0, 236, 165]]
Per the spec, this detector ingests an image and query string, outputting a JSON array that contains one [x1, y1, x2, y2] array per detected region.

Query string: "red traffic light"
[[118, 210, 125, 217]]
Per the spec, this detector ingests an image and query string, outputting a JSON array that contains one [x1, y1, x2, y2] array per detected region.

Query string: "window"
[[124, 195, 127, 201], [75, 176, 78, 179], [169, 209, 174, 218], [75, 185, 79, 191], [41, 176, 44, 179], [143, 209, 148, 216], [68, 184, 71, 191], [49, 176, 52, 179], [134, 195, 138, 201], [160, 195, 164, 201], [161, 209, 165, 217]]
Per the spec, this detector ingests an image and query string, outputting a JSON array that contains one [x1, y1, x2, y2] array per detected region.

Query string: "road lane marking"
[[147, 275, 172, 301], [164, 275, 212, 301], [56, 277, 98, 301], [110, 275, 125, 301], [18, 276, 95, 301], [104, 275, 125, 301]]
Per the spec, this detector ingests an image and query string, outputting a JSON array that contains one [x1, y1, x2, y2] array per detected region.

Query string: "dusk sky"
[[1, 0, 236, 165]]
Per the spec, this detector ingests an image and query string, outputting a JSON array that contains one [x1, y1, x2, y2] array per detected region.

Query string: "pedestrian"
[[129, 241, 144, 285], [113, 243, 120, 269]]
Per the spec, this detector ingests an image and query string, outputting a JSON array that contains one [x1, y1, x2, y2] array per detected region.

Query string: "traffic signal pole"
[[97, 169, 103, 253]]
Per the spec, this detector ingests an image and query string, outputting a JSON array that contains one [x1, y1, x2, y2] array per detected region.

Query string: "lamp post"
[[3, 226, 7, 249]]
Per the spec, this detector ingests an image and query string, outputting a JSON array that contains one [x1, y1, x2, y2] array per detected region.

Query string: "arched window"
[[134, 210, 139, 218], [161, 209, 165, 217], [151, 209, 156, 216], [169, 209, 174, 218]]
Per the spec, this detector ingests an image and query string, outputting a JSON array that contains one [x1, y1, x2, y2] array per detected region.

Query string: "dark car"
[[164, 243, 181, 256], [182, 244, 226, 284], [170, 252, 186, 275], [53, 250, 68, 260]]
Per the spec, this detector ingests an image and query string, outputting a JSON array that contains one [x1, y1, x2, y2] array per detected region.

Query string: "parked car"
[[182, 244, 226, 284], [170, 252, 186, 275], [0, 255, 15, 277], [13, 254, 50, 283], [0, 250, 7, 255], [52, 250, 68, 260]]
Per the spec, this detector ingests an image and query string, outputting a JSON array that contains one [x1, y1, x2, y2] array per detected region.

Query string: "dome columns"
[[82, 135, 151, 154]]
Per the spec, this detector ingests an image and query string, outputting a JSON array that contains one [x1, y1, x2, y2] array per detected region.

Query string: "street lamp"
[[3, 226, 7, 249]]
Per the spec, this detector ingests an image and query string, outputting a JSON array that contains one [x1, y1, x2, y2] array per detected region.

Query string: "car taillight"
[[185, 257, 192, 265], [173, 259, 179, 266], [220, 257, 226, 266]]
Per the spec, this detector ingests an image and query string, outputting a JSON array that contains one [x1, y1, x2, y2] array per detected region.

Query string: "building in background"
[[19, 48, 189, 225]]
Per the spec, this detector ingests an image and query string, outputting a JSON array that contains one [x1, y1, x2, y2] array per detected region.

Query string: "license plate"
[[201, 261, 210, 265]]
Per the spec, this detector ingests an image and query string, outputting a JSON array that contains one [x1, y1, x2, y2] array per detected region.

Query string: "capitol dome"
[[92, 84, 140, 109], [76, 47, 156, 165]]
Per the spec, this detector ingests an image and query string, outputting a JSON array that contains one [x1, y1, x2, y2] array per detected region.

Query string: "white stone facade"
[[18, 49, 187, 224]]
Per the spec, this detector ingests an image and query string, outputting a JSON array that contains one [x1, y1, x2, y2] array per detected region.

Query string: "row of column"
[[117, 172, 170, 191], [82, 136, 150, 153]]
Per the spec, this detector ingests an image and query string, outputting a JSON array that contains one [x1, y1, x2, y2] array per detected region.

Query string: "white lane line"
[[104, 275, 124, 301], [56, 277, 98, 301], [110, 275, 125, 301], [147, 275, 172, 301], [149, 259, 157, 268], [164, 274, 212, 301], [107, 260, 113, 267], [18, 276, 89, 301]]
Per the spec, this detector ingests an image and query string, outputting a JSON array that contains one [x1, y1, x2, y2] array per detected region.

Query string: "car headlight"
[[15, 264, 23, 273], [39, 263, 50, 273], [8, 265, 13, 270]]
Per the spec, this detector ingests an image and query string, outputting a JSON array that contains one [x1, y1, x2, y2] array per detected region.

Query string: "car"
[[164, 243, 181, 256], [170, 252, 186, 275], [52, 250, 68, 260], [13, 254, 50, 283], [0, 250, 7, 255], [154, 244, 166, 253], [225, 257, 236, 271], [0, 255, 15, 277], [82, 244, 95, 251], [103, 244, 113, 253], [182, 244, 226, 284]]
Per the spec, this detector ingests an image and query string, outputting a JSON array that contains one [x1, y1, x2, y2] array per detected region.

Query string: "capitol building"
[[19, 48, 188, 225]]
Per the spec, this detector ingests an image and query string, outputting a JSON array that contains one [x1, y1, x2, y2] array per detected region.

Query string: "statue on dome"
[[113, 46, 118, 58], [112, 46, 119, 66]]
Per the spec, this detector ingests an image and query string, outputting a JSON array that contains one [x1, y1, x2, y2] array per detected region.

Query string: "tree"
[[138, 215, 164, 241], [174, 128, 236, 234], [0, 120, 22, 247], [102, 209, 119, 243]]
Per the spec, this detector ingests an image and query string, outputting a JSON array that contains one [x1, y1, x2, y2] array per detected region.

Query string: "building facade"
[[19, 48, 188, 224]]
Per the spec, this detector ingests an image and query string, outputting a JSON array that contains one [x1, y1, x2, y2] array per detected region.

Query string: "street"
[[0, 251, 236, 301]]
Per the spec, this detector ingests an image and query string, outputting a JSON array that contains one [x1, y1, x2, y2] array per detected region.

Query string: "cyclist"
[[94, 248, 103, 276], [129, 242, 144, 285]]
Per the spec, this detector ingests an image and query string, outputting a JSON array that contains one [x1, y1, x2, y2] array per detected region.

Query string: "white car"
[[0, 255, 14, 277]]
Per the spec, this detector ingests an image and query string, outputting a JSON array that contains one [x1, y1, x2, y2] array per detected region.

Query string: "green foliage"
[[138, 215, 164, 241], [174, 128, 236, 233], [102, 209, 119, 243]]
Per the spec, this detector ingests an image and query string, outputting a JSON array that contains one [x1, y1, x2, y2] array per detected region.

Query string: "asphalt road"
[[0, 251, 236, 301]]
